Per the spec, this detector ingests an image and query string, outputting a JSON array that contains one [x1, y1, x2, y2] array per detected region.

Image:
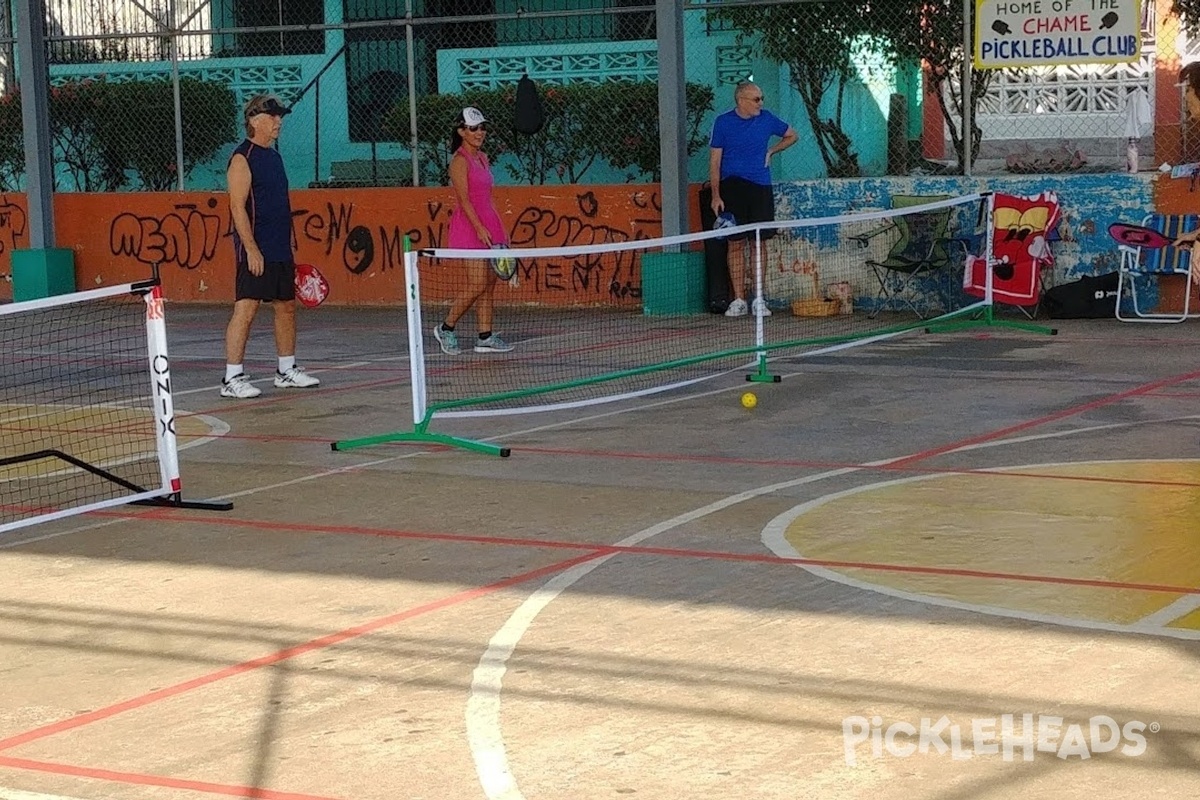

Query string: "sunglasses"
[[462, 124, 487, 132]]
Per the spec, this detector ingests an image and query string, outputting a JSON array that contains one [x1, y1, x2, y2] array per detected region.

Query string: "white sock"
[[278, 355, 296, 374], [225, 364, 243, 382]]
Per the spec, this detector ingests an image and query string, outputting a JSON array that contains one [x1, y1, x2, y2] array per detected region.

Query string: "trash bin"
[[641, 250, 706, 315], [12, 248, 76, 302]]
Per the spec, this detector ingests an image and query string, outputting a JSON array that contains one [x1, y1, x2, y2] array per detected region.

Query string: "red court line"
[[144, 513, 1200, 596], [0, 755, 342, 800], [506, 445, 1200, 488], [0, 552, 600, 754], [886, 367, 1200, 469]]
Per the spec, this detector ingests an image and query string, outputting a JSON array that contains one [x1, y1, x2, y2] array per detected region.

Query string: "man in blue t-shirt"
[[220, 93, 320, 399], [709, 81, 797, 317]]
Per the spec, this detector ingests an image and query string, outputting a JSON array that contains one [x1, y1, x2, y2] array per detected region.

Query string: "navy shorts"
[[236, 260, 295, 302], [720, 176, 777, 242]]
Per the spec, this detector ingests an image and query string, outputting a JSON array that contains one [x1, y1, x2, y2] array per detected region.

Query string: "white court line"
[[760, 461, 1200, 644], [7, 340, 1198, 797], [466, 465, 865, 800], [0, 789, 93, 800], [170, 362, 374, 398], [0, 355, 786, 542], [466, 435, 1200, 800], [1131, 594, 1200, 629]]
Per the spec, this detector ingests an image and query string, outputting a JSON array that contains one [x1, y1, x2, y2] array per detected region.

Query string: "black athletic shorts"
[[719, 176, 777, 242], [236, 259, 296, 302]]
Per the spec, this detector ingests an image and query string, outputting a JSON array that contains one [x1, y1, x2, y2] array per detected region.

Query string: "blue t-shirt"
[[230, 139, 293, 263], [710, 109, 789, 187]]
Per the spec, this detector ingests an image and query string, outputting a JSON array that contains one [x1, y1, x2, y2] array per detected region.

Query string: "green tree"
[[0, 91, 26, 190], [885, 0, 993, 174], [578, 81, 715, 182], [52, 79, 127, 191], [94, 78, 239, 190], [1172, 0, 1200, 33], [391, 81, 715, 186], [0, 77, 238, 191], [709, 3, 872, 178]]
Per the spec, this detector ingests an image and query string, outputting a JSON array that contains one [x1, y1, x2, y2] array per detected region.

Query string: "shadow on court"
[[1, 305, 1199, 800]]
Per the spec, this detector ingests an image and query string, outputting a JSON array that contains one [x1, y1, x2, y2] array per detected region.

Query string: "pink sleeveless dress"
[[447, 148, 506, 249]]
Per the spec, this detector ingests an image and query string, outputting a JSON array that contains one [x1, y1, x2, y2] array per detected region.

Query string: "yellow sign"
[[975, 0, 1141, 69]]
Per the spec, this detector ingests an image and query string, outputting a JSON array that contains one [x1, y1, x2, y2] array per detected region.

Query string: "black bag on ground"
[[1043, 272, 1120, 319], [513, 74, 544, 135], [698, 183, 731, 313]]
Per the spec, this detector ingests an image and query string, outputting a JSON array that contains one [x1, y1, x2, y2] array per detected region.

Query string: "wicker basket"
[[791, 298, 840, 317]]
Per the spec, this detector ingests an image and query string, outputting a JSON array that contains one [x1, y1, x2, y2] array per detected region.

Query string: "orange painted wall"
[[1, 184, 701, 305]]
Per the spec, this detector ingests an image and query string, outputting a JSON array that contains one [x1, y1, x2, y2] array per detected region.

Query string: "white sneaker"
[[474, 333, 514, 353], [274, 366, 320, 388], [724, 298, 748, 317], [220, 373, 262, 399], [752, 297, 773, 317]]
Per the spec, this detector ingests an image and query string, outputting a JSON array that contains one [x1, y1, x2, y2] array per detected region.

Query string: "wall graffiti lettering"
[[299, 200, 436, 275], [505, 194, 645, 299], [110, 197, 222, 270], [0, 199, 26, 256]]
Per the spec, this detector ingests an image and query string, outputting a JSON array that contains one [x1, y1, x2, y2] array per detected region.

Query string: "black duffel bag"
[[1043, 272, 1120, 319]]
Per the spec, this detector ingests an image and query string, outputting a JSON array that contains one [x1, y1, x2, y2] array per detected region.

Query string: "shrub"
[[389, 79, 715, 186], [0, 76, 239, 191]]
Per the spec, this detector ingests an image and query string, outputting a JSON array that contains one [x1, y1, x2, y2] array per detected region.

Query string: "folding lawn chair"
[[1116, 213, 1199, 323], [853, 195, 954, 319]]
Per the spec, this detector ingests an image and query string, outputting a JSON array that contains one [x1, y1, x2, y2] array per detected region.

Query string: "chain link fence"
[[0, 0, 1191, 192]]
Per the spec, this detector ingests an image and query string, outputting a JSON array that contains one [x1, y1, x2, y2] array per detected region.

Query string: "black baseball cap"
[[244, 94, 292, 118]]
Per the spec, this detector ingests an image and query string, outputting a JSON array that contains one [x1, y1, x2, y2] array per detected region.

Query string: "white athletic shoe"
[[752, 297, 772, 317], [474, 334, 514, 353], [220, 373, 262, 399], [274, 366, 320, 388], [724, 298, 748, 317]]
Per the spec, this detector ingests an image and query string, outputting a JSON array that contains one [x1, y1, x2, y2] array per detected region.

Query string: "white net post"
[[983, 192, 997, 309], [143, 284, 181, 496], [404, 249, 428, 427], [754, 228, 765, 349]]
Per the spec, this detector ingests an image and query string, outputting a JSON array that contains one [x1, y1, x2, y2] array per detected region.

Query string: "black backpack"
[[1043, 272, 1120, 319], [513, 74, 544, 135]]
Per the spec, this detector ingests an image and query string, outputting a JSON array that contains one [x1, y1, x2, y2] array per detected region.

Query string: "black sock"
[[441, 322, 455, 332], [478, 331, 492, 340]]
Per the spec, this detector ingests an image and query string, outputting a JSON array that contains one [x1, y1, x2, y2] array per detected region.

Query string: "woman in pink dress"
[[433, 106, 514, 355]]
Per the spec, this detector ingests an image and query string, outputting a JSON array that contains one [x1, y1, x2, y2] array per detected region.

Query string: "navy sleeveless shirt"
[[230, 140, 293, 263]]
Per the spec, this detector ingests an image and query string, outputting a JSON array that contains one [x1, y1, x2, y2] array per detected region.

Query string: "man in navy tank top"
[[708, 81, 797, 319], [220, 93, 320, 399]]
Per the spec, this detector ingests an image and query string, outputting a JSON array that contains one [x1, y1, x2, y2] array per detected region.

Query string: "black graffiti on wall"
[[109, 197, 222, 269], [0, 198, 26, 256], [298, 201, 438, 274], [505, 191, 645, 299]]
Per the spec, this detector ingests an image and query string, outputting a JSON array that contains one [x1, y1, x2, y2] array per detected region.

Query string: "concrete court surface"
[[2, 304, 1200, 800]]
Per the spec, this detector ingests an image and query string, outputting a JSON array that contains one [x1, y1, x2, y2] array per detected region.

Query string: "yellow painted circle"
[[778, 460, 1200, 633]]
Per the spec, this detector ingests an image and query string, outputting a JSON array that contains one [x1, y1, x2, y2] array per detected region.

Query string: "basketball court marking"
[[0, 755, 343, 800], [465, 409, 1200, 800], [761, 458, 1200, 644], [3, 357, 1198, 797], [0, 787, 89, 800]]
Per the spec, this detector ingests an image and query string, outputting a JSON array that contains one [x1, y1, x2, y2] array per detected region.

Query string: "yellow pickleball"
[[741, 391, 757, 409]]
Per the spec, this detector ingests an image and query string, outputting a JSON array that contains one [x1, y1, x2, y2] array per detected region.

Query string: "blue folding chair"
[[1116, 214, 1199, 323]]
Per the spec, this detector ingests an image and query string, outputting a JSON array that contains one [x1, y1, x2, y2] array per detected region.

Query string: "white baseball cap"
[[460, 106, 488, 127]]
